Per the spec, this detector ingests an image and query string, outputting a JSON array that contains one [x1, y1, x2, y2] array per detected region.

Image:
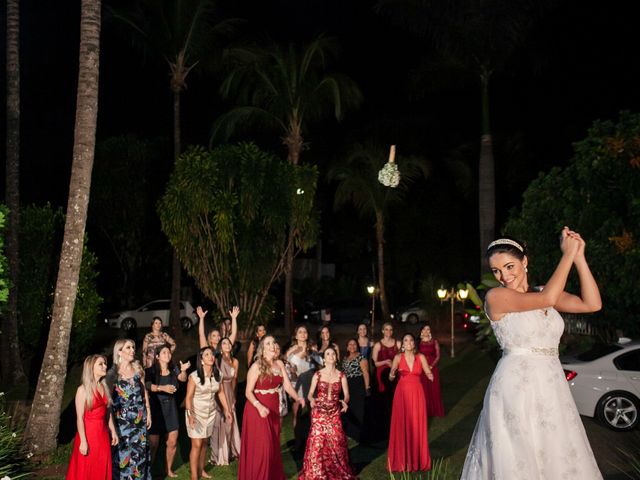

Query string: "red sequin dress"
[[388, 353, 431, 472], [299, 371, 356, 480], [418, 340, 445, 417], [238, 373, 285, 480], [66, 391, 112, 480]]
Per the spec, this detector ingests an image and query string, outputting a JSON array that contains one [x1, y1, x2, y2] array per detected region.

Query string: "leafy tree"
[[329, 142, 428, 322], [504, 111, 640, 336], [213, 35, 362, 333], [108, 0, 241, 337], [159, 143, 318, 331], [2, 0, 26, 385], [18, 205, 102, 365], [24, 0, 102, 454], [89, 135, 170, 306]]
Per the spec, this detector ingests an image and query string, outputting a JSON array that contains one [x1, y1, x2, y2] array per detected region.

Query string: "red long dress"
[[388, 353, 430, 472], [238, 373, 285, 480], [299, 371, 356, 480], [418, 340, 445, 417], [66, 391, 112, 480], [375, 343, 398, 393]]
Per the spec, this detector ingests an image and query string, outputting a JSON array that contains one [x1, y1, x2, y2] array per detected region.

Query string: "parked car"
[[561, 339, 640, 431], [397, 300, 428, 324], [105, 299, 198, 331]]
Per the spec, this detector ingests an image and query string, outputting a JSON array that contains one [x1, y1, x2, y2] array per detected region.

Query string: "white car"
[[398, 300, 428, 324], [105, 299, 198, 331], [561, 339, 640, 431]]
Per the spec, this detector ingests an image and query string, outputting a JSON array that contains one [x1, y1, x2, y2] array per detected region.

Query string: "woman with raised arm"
[[185, 347, 233, 480], [108, 339, 152, 479], [66, 355, 118, 480], [145, 344, 189, 477], [209, 337, 240, 466], [461, 228, 602, 479], [299, 347, 356, 480], [239, 335, 305, 480], [388, 333, 434, 473], [197, 305, 239, 351]]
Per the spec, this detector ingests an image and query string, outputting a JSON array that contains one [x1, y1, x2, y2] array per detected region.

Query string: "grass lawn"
[[33, 335, 640, 479]]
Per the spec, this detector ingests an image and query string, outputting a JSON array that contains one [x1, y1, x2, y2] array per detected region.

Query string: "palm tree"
[[2, 0, 26, 386], [376, 0, 549, 273], [329, 142, 428, 322], [108, 0, 240, 337], [213, 35, 362, 333], [24, 0, 102, 454]]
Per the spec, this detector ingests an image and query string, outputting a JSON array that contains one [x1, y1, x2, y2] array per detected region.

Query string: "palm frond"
[[210, 106, 282, 146]]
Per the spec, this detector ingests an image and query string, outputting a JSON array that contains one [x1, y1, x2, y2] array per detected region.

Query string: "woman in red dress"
[[299, 347, 356, 480], [418, 325, 445, 417], [371, 322, 400, 438], [239, 335, 305, 480], [388, 333, 434, 473], [66, 355, 118, 480]]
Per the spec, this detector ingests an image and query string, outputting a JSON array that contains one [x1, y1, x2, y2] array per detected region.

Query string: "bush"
[[0, 393, 30, 479], [18, 205, 103, 365], [504, 112, 640, 337]]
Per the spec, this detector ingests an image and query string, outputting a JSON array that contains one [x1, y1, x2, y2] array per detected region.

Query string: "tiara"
[[487, 238, 524, 252]]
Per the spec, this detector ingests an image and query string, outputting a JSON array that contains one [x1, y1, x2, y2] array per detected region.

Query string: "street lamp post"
[[437, 286, 469, 358], [367, 285, 376, 332]]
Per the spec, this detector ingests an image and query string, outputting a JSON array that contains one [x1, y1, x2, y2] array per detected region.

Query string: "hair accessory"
[[487, 238, 524, 252]]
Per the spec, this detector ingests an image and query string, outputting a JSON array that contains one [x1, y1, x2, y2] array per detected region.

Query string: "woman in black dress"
[[145, 344, 190, 477], [341, 338, 370, 442]]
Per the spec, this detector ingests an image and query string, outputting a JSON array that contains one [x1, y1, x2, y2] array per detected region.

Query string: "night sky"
[[2, 0, 639, 310]]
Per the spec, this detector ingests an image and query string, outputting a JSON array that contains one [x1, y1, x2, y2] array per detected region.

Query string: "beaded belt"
[[503, 347, 559, 357], [254, 386, 280, 395]]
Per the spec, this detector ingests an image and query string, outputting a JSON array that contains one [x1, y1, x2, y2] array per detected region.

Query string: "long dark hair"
[[152, 343, 176, 386], [196, 346, 220, 384]]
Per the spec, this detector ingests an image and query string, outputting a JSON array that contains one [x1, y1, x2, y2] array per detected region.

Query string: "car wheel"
[[407, 314, 419, 325], [596, 391, 639, 431], [181, 316, 193, 331], [121, 318, 136, 332]]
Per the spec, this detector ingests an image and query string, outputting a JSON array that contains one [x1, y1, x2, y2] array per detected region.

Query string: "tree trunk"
[[375, 209, 390, 322], [2, 0, 26, 386], [283, 129, 303, 334], [478, 70, 495, 275], [170, 89, 184, 343], [24, 0, 101, 455]]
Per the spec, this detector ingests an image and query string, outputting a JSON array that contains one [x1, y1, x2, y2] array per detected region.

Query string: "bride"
[[461, 227, 602, 479]]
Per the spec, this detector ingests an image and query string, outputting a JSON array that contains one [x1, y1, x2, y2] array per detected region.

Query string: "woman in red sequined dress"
[[299, 347, 356, 480], [388, 333, 434, 473], [239, 335, 305, 480], [418, 325, 444, 417]]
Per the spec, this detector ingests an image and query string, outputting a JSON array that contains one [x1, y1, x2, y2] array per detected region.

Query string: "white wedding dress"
[[461, 307, 602, 479]]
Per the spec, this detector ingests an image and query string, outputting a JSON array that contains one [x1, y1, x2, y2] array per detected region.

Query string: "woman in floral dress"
[[107, 339, 151, 479]]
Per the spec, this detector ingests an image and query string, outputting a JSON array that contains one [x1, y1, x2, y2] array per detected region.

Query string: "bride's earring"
[[525, 267, 528, 273]]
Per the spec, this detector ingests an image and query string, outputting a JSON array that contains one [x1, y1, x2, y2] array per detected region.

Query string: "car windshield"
[[576, 343, 623, 361]]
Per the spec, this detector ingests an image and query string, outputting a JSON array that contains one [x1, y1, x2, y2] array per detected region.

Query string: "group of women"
[[65, 226, 604, 480], [65, 312, 445, 479]]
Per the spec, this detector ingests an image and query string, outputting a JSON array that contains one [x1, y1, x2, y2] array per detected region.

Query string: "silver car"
[[105, 299, 198, 331], [561, 339, 640, 431]]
